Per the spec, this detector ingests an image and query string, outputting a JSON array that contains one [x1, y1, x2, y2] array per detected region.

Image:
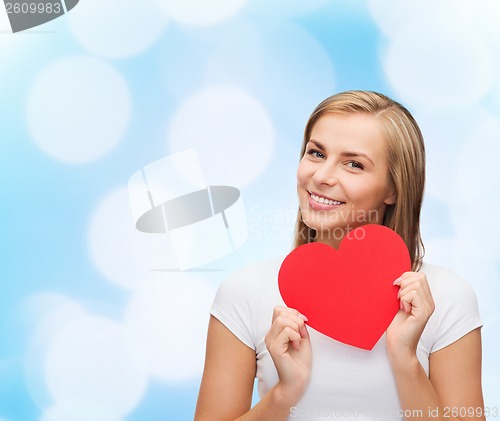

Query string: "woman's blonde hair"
[[293, 90, 425, 271]]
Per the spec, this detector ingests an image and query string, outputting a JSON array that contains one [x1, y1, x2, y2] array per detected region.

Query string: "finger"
[[397, 273, 428, 295], [267, 316, 305, 344], [272, 306, 308, 323], [397, 273, 431, 294], [393, 271, 415, 284], [271, 310, 308, 333], [268, 307, 309, 347], [269, 316, 299, 336], [398, 282, 433, 305], [399, 288, 434, 316], [393, 275, 403, 285], [300, 323, 310, 339], [273, 305, 301, 318], [397, 283, 419, 299], [397, 274, 418, 290], [272, 305, 289, 317], [285, 327, 306, 351], [401, 297, 412, 314], [274, 326, 302, 353], [398, 288, 415, 315]]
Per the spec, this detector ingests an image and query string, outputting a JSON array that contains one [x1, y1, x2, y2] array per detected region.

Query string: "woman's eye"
[[347, 161, 364, 170], [308, 149, 325, 159]]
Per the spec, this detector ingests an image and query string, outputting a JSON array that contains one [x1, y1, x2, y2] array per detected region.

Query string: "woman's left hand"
[[386, 272, 435, 359]]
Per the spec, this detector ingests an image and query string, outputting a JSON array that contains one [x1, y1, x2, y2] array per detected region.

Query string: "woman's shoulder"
[[419, 262, 482, 353], [233, 256, 285, 278], [419, 261, 476, 297], [210, 257, 286, 349], [215, 256, 285, 297]]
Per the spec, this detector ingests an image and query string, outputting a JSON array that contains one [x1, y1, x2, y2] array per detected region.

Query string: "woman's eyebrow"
[[340, 151, 374, 166], [308, 140, 375, 166], [307, 140, 325, 151]]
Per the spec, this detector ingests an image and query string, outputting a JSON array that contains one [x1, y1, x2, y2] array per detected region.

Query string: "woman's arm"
[[388, 272, 485, 421], [390, 328, 485, 421], [429, 328, 484, 420], [194, 316, 256, 420], [195, 308, 311, 421]]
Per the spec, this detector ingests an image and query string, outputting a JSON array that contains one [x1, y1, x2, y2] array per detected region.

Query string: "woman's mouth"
[[308, 191, 345, 208]]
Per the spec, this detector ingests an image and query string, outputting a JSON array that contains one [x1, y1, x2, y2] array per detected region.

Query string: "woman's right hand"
[[264, 306, 312, 407]]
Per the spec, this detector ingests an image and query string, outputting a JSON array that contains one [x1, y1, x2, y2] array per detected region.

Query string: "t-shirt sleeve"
[[210, 264, 258, 350], [428, 267, 483, 353]]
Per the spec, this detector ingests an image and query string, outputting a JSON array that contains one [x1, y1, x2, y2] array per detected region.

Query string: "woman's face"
[[296, 112, 396, 248]]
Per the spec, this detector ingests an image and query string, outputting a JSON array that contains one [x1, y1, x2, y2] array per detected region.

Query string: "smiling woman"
[[294, 91, 425, 271], [195, 91, 485, 421], [296, 113, 397, 249]]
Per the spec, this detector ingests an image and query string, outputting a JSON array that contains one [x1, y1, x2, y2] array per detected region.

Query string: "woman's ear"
[[384, 189, 396, 206]]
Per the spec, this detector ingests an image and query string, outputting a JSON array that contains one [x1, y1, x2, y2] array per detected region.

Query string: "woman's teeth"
[[310, 193, 343, 206]]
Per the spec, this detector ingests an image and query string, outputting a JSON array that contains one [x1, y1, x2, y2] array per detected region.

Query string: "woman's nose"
[[312, 161, 338, 186]]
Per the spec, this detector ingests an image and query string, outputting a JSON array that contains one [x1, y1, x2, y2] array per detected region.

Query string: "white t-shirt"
[[210, 257, 482, 421]]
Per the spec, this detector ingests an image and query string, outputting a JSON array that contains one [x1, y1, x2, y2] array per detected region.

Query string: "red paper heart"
[[278, 224, 410, 350]]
